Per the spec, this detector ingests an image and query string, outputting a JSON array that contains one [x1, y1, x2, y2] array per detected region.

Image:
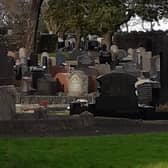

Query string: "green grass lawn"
[[1, 133, 168, 168]]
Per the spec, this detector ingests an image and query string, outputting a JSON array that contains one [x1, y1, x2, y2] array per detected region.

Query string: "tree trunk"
[[25, 0, 43, 65], [103, 31, 112, 51]]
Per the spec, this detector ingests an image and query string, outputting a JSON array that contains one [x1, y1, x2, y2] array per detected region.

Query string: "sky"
[[121, 15, 168, 32]]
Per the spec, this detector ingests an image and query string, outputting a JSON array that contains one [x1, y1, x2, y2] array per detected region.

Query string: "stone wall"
[[0, 115, 94, 136]]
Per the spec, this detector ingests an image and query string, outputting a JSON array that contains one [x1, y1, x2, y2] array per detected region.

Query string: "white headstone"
[[19, 48, 26, 64], [68, 71, 88, 97], [110, 45, 119, 53]]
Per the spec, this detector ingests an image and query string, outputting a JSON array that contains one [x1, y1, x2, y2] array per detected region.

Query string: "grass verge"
[[1, 133, 168, 168]]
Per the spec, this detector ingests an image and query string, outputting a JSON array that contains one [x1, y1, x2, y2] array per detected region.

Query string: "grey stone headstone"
[[142, 51, 152, 73], [95, 64, 111, 75], [77, 52, 94, 67]]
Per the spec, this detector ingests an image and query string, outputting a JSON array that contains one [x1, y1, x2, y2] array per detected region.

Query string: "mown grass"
[[1, 133, 168, 168]]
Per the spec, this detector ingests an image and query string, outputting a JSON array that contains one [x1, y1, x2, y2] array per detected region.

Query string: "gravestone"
[[0, 41, 16, 120], [19, 47, 28, 75], [110, 44, 119, 61], [95, 72, 138, 116], [136, 47, 146, 69], [41, 51, 49, 69], [54, 73, 70, 93], [118, 49, 127, 60], [142, 51, 152, 73], [151, 55, 160, 74], [77, 67, 99, 93], [56, 51, 65, 65], [135, 80, 160, 106], [68, 71, 88, 97], [119, 62, 140, 77], [95, 64, 111, 75], [77, 52, 95, 67], [37, 78, 57, 95], [19, 47, 26, 64]]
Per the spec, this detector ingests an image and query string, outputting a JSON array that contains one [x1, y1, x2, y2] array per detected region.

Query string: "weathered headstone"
[[95, 64, 111, 75], [151, 55, 160, 74], [118, 49, 127, 60], [68, 71, 88, 97], [19, 47, 26, 64], [142, 51, 152, 73], [77, 52, 95, 67]]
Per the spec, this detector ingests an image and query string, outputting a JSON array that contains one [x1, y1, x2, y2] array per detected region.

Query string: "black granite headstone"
[[95, 72, 138, 117]]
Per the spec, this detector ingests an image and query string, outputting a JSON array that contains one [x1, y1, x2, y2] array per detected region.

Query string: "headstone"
[[118, 49, 127, 60], [0, 40, 16, 120], [119, 62, 140, 77], [21, 76, 32, 93], [68, 71, 88, 97], [77, 67, 99, 93], [0, 55, 14, 85], [99, 50, 112, 65], [56, 50, 65, 65], [54, 73, 70, 93], [49, 65, 68, 77], [95, 73, 138, 116], [142, 51, 152, 73], [136, 47, 146, 69], [110, 45, 119, 53], [77, 52, 95, 67], [95, 64, 111, 75], [41, 51, 49, 68], [19, 47, 26, 64], [0, 85, 16, 120], [151, 55, 160, 73], [31, 67, 44, 90], [135, 80, 160, 105], [37, 75, 57, 95]]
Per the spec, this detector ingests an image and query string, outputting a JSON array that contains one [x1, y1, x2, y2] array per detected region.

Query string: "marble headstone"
[[68, 71, 88, 97]]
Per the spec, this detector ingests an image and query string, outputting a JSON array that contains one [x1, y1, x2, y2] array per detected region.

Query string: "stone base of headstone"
[[0, 85, 16, 120]]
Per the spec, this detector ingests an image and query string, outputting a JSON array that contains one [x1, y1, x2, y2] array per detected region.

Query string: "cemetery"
[[1, 28, 168, 135]]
